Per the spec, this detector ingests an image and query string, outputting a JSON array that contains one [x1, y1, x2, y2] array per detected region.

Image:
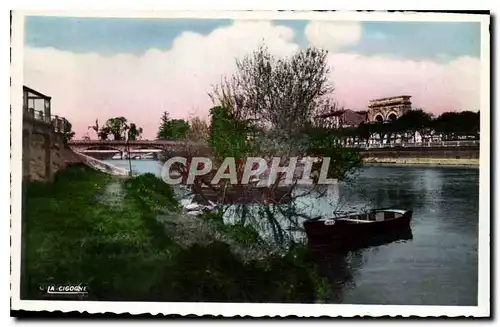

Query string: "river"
[[105, 159, 479, 306]]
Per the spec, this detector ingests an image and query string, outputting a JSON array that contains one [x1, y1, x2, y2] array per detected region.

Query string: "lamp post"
[[126, 130, 133, 177]]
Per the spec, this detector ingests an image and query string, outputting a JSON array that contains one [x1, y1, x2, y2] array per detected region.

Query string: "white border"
[[10, 10, 491, 317]]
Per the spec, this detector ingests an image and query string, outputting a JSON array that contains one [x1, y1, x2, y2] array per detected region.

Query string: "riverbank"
[[363, 157, 479, 168], [22, 164, 328, 302]]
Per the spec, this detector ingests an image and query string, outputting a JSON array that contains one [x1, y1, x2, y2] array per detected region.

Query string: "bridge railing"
[[24, 108, 68, 134], [349, 140, 479, 149], [68, 139, 480, 150], [68, 139, 206, 147]]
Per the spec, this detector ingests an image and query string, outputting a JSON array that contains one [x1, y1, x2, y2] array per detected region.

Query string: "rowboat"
[[303, 209, 413, 252]]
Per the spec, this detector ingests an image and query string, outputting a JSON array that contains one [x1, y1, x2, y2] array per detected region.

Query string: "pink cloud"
[[328, 53, 480, 116], [23, 22, 481, 139]]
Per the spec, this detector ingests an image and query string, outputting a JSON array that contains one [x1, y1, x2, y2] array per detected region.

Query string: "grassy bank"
[[364, 157, 479, 167], [22, 164, 328, 302]]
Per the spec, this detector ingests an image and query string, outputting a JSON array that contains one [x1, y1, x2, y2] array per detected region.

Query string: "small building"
[[315, 109, 368, 129], [23, 85, 52, 123], [22, 86, 68, 182]]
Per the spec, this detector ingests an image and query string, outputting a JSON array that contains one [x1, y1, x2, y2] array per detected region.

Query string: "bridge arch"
[[131, 145, 166, 151], [79, 145, 125, 153], [386, 112, 398, 122]]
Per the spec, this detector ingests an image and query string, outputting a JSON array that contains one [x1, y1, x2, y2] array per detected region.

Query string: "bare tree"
[[203, 44, 364, 250], [209, 44, 338, 157], [186, 116, 210, 144]]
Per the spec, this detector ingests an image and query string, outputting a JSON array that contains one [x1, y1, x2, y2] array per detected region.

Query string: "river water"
[[105, 159, 479, 306]]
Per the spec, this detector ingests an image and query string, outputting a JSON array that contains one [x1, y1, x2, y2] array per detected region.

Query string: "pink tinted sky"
[[23, 19, 483, 139]]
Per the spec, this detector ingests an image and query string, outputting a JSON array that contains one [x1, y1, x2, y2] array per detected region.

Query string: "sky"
[[23, 16, 482, 139]]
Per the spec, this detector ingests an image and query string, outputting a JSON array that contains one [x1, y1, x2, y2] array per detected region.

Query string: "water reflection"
[[105, 160, 479, 305]]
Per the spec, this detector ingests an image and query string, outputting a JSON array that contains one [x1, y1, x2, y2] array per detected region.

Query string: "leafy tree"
[[209, 44, 337, 157], [456, 111, 480, 139], [205, 43, 363, 248], [104, 117, 129, 141], [157, 111, 190, 140], [98, 126, 111, 140], [127, 123, 143, 141], [404, 109, 433, 142], [356, 122, 372, 145], [433, 111, 479, 141], [371, 122, 389, 144], [209, 106, 253, 164], [157, 111, 171, 139]]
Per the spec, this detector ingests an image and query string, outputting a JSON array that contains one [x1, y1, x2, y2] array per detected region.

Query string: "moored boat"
[[303, 208, 413, 251]]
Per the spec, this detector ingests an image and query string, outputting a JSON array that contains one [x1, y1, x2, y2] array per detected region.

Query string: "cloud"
[[23, 20, 480, 140], [304, 21, 362, 51], [23, 21, 299, 139], [327, 53, 480, 114]]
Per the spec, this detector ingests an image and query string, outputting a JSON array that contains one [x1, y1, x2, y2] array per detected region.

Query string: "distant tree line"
[[87, 117, 143, 141], [326, 109, 480, 145], [156, 111, 209, 143]]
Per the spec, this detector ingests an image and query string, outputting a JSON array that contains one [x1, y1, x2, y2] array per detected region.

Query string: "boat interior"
[[334, 209, 407, 224]]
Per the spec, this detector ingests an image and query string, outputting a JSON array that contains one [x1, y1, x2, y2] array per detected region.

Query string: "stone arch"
[[374, 114, 384, 122], [133, 145, 165, 151], [386, 112, 398, 122], [82, 145, 124, 153]]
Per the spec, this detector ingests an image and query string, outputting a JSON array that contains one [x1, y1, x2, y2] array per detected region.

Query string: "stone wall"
[[359, 146, 480, 159], [23, 118, 67, 182]]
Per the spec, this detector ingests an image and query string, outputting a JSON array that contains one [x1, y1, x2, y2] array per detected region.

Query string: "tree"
[[98, 126, 111, 141], [356, 122, 372, 145], [157, 111, 171, 139], [209, 44, 337, 157], [185, 116, 209, 143], [127, 123, 143, 141], [157, 111, 190, 140], [88, 119, 100, 139], [209, 106, 254, 164], [433, 112, 459, 141], [404, 109, 433, 143], [205, 43, 363, 248], [104, 117, 129, 141]]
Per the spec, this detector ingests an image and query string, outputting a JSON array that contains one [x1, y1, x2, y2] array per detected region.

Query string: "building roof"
[[369, 95, 411, 102], [315, 109, 368, 126], [23, 85, 51, 100]]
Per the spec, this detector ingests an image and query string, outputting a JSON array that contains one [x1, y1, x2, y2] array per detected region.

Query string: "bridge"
[[68, 139, 479, 159], [68, 139, 206, 159]]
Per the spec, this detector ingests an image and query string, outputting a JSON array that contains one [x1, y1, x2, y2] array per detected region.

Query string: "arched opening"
[[129, 146, 164, 160], [387, 112, 398, 121], [79, 146, 123, 160], [83, 146, 123, 152], [374, 114, 384, 123]]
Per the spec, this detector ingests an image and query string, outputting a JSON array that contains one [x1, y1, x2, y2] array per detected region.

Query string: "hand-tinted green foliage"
[[209, 106, 254, 163], [344, 110, 480, 144], [202, 210, 264, 247], [157, 111, 191, 140], [22, 165, 329, 303], [306, 126, 363, 180], [88, 117, 143, 141]]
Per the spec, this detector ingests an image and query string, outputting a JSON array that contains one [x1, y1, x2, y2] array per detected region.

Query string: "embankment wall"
[[358, 146, 479, 159], [23, 119, 69, 182]]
